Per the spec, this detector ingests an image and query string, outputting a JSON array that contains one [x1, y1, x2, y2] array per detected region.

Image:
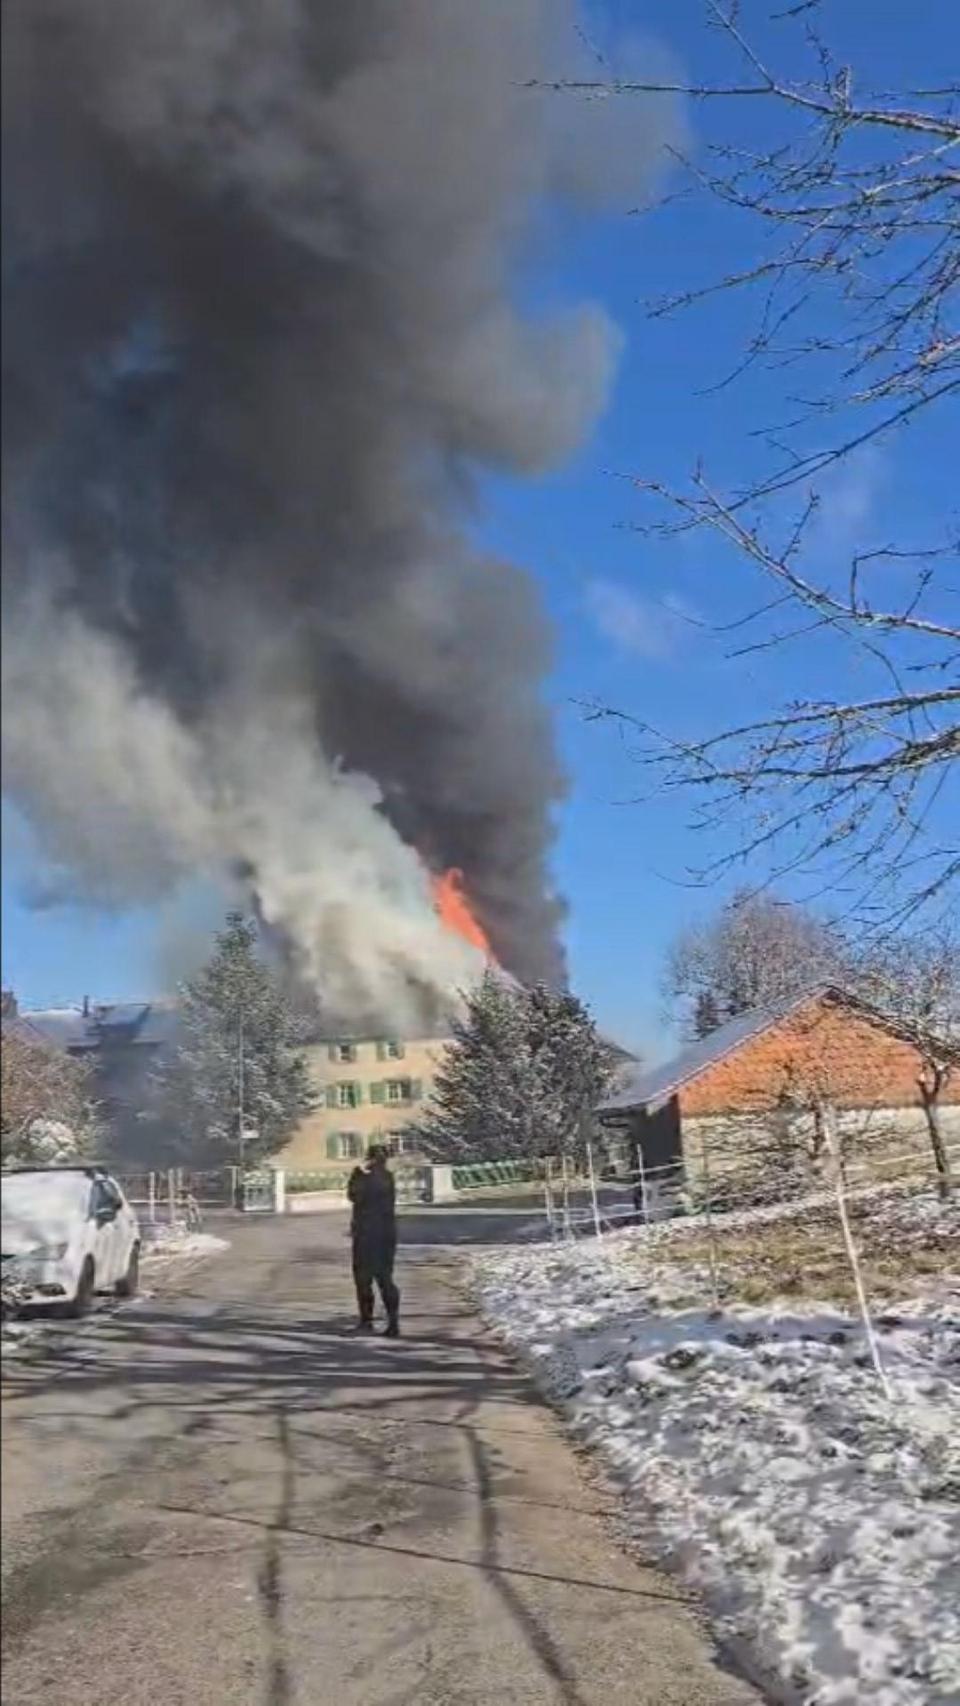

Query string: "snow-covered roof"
[[22, 1001, 179, 1052], [15, 1007, 90, 1048], [599, 984, 844, 1116]]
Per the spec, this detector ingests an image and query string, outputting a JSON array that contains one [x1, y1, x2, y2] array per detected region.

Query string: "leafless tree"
[[665, 889, 847, 1036], [854, 929, 959, 1197], [0, 1024, 97, 1165], [546, 3, 960, 918]]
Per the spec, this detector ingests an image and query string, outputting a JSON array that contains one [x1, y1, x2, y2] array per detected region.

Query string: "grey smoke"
[[2, 1, 679, 1026]]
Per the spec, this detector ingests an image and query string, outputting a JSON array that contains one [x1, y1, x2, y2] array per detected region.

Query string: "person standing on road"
[[347, 1144, 400, 1337]]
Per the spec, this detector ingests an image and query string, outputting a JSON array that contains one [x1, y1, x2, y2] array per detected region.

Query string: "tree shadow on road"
[[2, 1236, 730, 1706]]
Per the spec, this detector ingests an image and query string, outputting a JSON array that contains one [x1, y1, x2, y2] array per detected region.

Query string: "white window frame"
[[337, 1082, 359, 1108], [385, 1079, 408, 1105]]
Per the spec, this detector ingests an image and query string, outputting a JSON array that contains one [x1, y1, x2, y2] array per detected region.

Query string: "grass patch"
[[616, 1190, 958, 1308]]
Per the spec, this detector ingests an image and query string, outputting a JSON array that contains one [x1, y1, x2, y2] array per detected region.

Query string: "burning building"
[[279, 866, 494, 1173], [277, 1030, 449, 1175]]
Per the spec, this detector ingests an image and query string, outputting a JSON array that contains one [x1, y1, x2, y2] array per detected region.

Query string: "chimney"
[[82, 994, 90, 1018], [1, 990, 18, 1019]]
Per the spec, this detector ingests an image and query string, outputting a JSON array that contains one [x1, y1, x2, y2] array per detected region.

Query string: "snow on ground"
[[140, 1222, 230, 1261], [474, 1198, 960, 1706]]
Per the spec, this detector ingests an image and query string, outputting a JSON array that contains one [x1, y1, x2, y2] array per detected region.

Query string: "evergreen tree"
[[413, 971, 534, 1161], [147, 913, 313, 1167], [525, 983, 612, 1160], [414, 972, 611, 1162]]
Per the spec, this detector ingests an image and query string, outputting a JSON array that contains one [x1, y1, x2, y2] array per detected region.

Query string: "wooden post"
[[586, 1141, 603, 1240], [824, 1106, 891, 1399], [636, 1145, 649, 1225], [544, 1157, 556, 1239], [147, 1170, 156, 1228], [698, 1130, 721, 1308], [167, 1167, 177, 1227]]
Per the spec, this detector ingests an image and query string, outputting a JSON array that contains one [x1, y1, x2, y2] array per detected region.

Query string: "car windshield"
[[1, 1171, 90, 1244]]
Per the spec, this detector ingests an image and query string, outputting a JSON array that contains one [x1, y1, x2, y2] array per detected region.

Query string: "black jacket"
[[348, 1165, 397, 1257]]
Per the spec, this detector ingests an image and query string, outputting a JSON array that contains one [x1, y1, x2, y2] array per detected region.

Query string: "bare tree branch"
[[558, 3, 959, 918]]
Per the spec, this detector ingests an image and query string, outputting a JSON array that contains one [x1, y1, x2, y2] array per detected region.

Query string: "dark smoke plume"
[[2, 1, 678, 1026]]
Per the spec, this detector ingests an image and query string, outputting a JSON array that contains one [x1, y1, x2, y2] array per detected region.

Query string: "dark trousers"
[[352, 1240, 399, 1324]]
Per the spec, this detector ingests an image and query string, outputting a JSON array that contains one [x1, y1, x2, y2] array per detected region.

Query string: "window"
[[379, 1039, 405, 1061], [326, 1132, 361, 1160], [387, 1131, 414, 1156], [329, 1081, 361, 1109], [383, 1077, 423, 1104], [330, 1041, 357, 1064], [91, 1178, 122, 1219], [370, 1077, 421, 1106]]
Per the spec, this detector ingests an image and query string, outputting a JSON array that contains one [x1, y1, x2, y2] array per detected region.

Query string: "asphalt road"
[[1, 1209, 761, 1706]]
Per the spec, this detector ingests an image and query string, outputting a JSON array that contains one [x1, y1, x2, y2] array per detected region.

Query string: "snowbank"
[[475, 1215, 960, 1706], [141, 1223, 230, 1260]]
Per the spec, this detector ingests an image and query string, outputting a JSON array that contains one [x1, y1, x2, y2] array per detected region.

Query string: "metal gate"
[[395, 1166, 431, 1206], [241, 1169, 276, 1213]]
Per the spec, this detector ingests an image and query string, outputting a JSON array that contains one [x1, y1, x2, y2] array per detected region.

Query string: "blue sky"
[[3, 0, 957, 1056]]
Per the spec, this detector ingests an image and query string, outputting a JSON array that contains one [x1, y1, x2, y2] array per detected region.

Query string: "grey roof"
[[599, 985, 842, 1116], [23, 1001, 179, 1052], [10, 1007, 89, 1048]]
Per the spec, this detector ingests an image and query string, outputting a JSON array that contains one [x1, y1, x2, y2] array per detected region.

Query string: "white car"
[[1, 1166, 141, 1316]]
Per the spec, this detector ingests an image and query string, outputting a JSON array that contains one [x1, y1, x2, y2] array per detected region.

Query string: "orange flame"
[[431, 868, 491, 957]]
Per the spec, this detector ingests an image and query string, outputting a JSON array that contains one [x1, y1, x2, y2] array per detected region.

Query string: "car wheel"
[[116, 1243, 140, 1299], [67, 1257, 96, 1318]]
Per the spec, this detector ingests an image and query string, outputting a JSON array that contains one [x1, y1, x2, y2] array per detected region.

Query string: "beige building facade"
[[276, 1033, 451, 1172]]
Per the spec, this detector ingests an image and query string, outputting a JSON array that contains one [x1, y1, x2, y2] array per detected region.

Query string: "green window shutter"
[[325, 1085, 338, 1109], [370, 1081, 385, 1105], [376, 1041, 385, 1062], [353, 1081, 363, 1105], [325, 1134, 339, 1160], [409, 1079, 422, 1102], [327, 1044, 337, 1063], [395, 1042, 406, 1061]]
